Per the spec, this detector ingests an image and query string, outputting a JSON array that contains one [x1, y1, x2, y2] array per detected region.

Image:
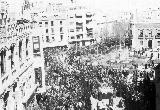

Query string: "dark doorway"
[[3, 91, 9, 110], [34, 67, 42, 87], [148, 40, 152, 49]]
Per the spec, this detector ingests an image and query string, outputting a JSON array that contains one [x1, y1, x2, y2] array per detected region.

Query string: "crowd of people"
[[36, 44, 156, 110]]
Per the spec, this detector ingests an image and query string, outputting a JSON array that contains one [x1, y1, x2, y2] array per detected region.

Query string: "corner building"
[[0, 1, 42, 110], [132, 8, 160, 50]]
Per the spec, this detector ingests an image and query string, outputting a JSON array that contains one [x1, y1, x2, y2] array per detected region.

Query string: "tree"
[[112, 21, 130, 47]]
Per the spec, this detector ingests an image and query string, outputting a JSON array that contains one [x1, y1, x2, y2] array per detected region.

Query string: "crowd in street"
[[34, 44, 156, 110]]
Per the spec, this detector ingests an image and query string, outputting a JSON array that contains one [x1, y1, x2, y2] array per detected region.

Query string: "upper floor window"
[[70, 29, 74, 32], [77, 35, 80, 39], [33, 36, 40, 55], [75, 14, 82, 18], [158, 41, 160, 46], [46, 36, 49, 42], [26, 38, 29, 57], [71, 36, 75, 39], [19, 41, 22, 61], [60, 35, 63, 41], [39, 22, 42, 27], [140, 40, 143, 45], [60, 21, 62, 25], [46, 29, 48, 33], [60, 27, 63, 33], [82, 41, 85, 46], [156, 31, 160, 39], [51, 28, 54, 33], [70, 22, 74, 25], [0, 49, 6, 77], [52, 37, 55, 41], [51, 21, 54, 26], [138, 30, 143, 39], [10, 45, 15, 69], [45, 22, 48, 27]]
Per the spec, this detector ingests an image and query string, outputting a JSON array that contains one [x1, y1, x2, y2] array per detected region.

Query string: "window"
[[60, 27, 63, 33], [158, 41, 160, 46], [77, 35, 80, 39], [0, 53, 1, 75], [71, 36, 75, 39], [51, 28, 54, 33], [39, 22, 42, 27], [140, 40, 143, 45], [46, 29, 48, 33], [45, 22, 48, 27], [138, 30, 143, 39], [82, 41, 85, 46], [34, 67, 42, 87], [19, 41, 22, 61], [77, 34, 83, 39], [26, 38, 29, 57], [52, 37, 55, 41], [51, 21, 54, 26], [60, 21, 62, 25], [60, 35, 63, 41], [46, 36, 49, 42], [33, 36, 40, 54], [75, 14, 82, 18], [0, 50, 6, 77], [77, 42, 80, 46], [70, 22, 74, 25], [156, 32, 160, 39], [10, 45, 15, 69], [70, 29, 74, 32]]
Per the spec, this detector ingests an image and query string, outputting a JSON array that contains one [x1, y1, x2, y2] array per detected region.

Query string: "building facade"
[[38, 1, 69, 48], [68, 2, 95, 48], [0, 1, 41, 110], [0, 0, 99, 109], [132, 8, 160, 50]]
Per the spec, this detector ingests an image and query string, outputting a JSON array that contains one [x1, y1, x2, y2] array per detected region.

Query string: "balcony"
[[76, 22, 83, 26], [138, 33, 143, 39], [76, 28, 83, 33], [155, 33, 160, 39], [86, 13, 92, 18], [86, 20, 92, 24], [75, 14, 82, 18]]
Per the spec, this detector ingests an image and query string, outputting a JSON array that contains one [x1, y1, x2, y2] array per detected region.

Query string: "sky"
[[6, 0, 160, 17], [77, 0, 160, 11]]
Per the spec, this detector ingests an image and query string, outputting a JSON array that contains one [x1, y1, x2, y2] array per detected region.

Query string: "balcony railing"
[[155, 34, 160, 39], [138, 34, 143, 39], [86, 13, 92, 18], [75, 15, 82, 18]]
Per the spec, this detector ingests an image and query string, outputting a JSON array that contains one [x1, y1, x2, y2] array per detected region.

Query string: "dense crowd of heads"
[[40, 46, 155, 110]]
